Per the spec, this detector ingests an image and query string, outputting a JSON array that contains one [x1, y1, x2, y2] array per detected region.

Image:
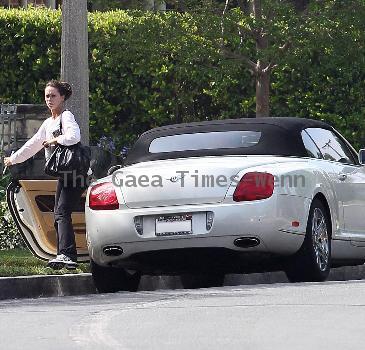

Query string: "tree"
[[164, 0, 309, 118], [220, 0, 299, 117]]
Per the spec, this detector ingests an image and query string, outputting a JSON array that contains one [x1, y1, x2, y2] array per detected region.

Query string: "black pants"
[[54, 178, 85, 261]]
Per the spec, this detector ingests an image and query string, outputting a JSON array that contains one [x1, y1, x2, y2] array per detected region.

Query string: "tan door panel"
[[18, 180, 87, 254], [20, 180, 58, 192]]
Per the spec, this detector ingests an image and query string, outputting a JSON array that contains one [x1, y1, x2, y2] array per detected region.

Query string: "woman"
[[4, 80, 84, 270]]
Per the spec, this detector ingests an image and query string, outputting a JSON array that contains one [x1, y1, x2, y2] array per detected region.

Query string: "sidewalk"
[[1, 264, 364, 300]]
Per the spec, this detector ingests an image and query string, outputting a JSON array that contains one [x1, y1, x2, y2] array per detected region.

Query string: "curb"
[[1, 264, 365, 301], [0, 273, 96, 300], [225, 264, 365, 286]]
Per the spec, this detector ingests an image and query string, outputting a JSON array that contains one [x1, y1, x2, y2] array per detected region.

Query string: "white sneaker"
[[47, 254, 78, 270]]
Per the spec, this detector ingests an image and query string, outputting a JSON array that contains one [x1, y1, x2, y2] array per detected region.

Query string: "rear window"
[[149, 131, 262, 153]]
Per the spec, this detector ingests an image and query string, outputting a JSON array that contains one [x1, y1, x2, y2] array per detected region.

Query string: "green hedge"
[[270, 1, 365, 149], [0, 5, 365, 151], [0, 8, 61, 104], [88, 10, 254, 147]]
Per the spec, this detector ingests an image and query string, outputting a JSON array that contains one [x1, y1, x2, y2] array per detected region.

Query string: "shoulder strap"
[[59, 111, 64, 133]]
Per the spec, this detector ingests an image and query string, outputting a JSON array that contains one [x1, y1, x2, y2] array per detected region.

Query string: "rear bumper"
[[86, 193, 309, 270]]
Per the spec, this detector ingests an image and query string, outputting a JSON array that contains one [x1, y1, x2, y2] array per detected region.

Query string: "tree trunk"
[[61, 0, 89, 145], [256, 69, 270, 117], [251, 0, 270, 118], [255, 33, 270, 117]]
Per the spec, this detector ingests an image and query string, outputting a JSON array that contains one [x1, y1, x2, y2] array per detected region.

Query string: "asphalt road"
[[1, 280, 365, 350]]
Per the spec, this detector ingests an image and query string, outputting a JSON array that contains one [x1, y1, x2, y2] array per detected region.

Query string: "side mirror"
[[359, 149, 365, 165]]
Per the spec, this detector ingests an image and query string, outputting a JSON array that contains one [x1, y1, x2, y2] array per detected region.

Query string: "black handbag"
[[44, 116, 91, 177]]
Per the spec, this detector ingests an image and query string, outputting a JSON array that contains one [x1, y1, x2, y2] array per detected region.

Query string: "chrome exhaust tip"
[[234, 237, 260, 248], [103, 246, 124, 256]]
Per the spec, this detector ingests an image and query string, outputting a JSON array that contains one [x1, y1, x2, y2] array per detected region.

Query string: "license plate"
[[155, 214, 192, 236]]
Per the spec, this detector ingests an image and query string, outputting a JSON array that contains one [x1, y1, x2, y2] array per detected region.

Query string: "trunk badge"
[[168, 175, 184, 183]]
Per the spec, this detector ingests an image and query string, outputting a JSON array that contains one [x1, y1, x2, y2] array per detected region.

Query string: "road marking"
[[69, 297, 176, 349]]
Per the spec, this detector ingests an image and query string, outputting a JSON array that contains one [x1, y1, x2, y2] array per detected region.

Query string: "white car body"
[[83, 117, 365, 291], [85, 154, 365, 266]]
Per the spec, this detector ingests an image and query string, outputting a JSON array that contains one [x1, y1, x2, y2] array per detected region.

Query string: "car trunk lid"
[[116, 156, 283, 208]]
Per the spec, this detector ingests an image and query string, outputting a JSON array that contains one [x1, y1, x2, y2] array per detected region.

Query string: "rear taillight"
[[233, 172, 274, 202], [89, 182, 119, 210]]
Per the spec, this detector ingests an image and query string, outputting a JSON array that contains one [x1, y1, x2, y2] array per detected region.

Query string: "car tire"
[[285, 198, 331, 282], [90, 259, 141, 293], [181, 273, 225, 289]]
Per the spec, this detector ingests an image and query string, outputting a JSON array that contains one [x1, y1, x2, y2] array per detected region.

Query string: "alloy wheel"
[[311, 207, 329, 272]]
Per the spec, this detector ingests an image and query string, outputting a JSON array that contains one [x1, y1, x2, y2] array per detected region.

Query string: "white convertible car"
[[7, 117, 365, 292]]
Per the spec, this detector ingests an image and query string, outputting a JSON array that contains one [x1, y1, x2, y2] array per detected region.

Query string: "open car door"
[[7, 179, 89, 261], [5, 146, 119, 261]]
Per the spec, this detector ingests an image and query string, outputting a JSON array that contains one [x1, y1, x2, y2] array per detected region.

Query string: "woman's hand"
[[3, 157, 12, 167], [42, 138, 58, 148]]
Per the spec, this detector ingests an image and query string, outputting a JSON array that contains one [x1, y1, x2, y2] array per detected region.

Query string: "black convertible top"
[[125, 117, 333, 165]]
